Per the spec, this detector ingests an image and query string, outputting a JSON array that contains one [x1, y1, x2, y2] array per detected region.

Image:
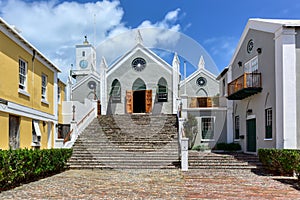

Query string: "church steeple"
[[135, 29, 143, 45], [198, 55, 205, 70]]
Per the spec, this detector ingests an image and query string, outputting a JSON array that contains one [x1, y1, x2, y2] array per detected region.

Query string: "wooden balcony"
[[227, 73, 262, 100], [188, 97, 227, 108]]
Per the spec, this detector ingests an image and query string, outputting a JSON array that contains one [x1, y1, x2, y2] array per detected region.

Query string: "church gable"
[[107, 44, 172, 76], [72, 75, 100, 102], [105, 44, 174, 115], [180, 69, 219, 97]]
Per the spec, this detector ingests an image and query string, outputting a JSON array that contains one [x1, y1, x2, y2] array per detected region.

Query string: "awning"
[[33, 120, 42, 137]]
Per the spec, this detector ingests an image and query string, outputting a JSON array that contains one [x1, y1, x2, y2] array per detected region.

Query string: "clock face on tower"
[[79, 60, 88, 69], [132, 57, 146, 72]]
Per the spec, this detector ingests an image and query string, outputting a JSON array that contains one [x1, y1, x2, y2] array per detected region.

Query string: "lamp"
[[257, 48, 262, 54], [247, 109, 253, 115], [238, 61, 242, 67]]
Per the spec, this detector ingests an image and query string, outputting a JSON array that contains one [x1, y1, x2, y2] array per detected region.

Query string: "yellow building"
[[0, 17, 62, 150]]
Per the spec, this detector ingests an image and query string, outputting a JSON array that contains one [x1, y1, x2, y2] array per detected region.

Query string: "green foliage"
[[183, 114, 198, 148], [214, 143, 241, 151], [192, 144, 210, 152], [0, 148, 72, 191], [258, 149, 300, 177]]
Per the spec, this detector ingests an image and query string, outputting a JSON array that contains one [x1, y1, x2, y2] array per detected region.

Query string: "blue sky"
[[1, 0, 300, 81]]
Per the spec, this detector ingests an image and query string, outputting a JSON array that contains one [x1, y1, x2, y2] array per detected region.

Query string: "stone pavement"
[[0, 169, 300, 200]]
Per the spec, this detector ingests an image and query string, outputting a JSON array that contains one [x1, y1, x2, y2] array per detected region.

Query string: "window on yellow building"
[[19, 59, 27, 91], [41, 74, 47, 100]]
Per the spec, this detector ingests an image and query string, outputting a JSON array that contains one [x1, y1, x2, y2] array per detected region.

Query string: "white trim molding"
[[1, 101, 58, 122]]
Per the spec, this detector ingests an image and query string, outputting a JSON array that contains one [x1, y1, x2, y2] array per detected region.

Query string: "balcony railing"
[[227, 73, 262, 100], [188, 97, 227, 108]]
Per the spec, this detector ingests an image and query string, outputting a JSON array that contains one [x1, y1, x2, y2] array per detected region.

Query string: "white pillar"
[[100, 57, 107, 115], [181, 138, 189, 171], [181, 94, 188, 119], [172, 53, 180, 114], [274, 27, 297, 149]]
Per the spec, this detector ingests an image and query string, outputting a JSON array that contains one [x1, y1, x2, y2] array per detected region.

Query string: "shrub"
[[192, 144, 210, 151], [0, 148, 72, 191], [258, 149, 300, 177], [214, 142, 241, 151]]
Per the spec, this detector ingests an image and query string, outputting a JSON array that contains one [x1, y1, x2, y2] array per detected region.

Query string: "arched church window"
[[132, 78, 146, 91], [110, 79, 121, 103], [157, 78, 168, 102]]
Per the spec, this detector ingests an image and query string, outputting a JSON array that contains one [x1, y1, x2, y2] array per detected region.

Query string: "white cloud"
[[164, 8, 181, 22], [202, 36, 238, 69], [0, 1, 182, 81], [203, 36, 237, 58]]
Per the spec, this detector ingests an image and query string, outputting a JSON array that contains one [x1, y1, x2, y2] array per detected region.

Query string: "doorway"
[[133, 90, 146, 113], [246, 118, 256, 152], [9, 115, 20, 149]]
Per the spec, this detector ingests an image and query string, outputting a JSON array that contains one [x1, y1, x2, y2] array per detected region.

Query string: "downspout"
[[32, 49, 36, 108]]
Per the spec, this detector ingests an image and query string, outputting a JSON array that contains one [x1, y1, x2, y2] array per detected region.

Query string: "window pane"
[[235, 116, 240, 139], [201, 118, 214, 139], [19, 59, 27, 90], [265, 108, 272, 139]]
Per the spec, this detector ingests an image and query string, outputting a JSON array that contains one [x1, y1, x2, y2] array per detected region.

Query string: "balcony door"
[[9, 115, 20, 149]]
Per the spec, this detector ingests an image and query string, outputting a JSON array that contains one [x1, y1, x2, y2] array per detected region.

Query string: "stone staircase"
[[188, 151, 262, 170], [67, 114, 180, 170]]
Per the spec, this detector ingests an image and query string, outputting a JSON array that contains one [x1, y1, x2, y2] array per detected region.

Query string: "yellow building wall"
[[19, 116, 32, 149], [58, 80, 66, 124], [0, 112, 9, 149], [0, 31, 54, 115], [0, 25, 60, 150], [40, 121, 48, 149]]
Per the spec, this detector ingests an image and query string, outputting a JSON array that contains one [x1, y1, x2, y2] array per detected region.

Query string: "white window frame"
[[18, 58, 30, 96], [199, 116, 215, 141], [41, 74, 48, 103]]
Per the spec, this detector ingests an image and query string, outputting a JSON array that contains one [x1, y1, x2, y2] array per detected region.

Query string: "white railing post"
[[181, 137, 189, 171], [178, 118, 185, 156]]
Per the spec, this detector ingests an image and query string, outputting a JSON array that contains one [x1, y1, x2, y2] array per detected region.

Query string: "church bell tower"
[[72, 36, 96, 81]]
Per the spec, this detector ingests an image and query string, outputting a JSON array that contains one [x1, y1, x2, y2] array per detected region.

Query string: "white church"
[[65, 31, 227, 149], [68, 33, 220, 116]]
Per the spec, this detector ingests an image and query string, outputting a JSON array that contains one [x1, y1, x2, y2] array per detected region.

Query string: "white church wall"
[[62, 98, 95, 124], [106, 49, 173, 114], [180, 72, 219, 97], [72, 77, 100, 103]]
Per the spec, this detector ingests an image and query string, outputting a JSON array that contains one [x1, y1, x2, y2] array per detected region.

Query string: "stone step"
[[188, 165, 258, 169], [68, 114, 179, 170], [187, 151, 262, 170], [71, 153, 179, 157], [68, 165, 178, 170], [68, 159, 179, 164]]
